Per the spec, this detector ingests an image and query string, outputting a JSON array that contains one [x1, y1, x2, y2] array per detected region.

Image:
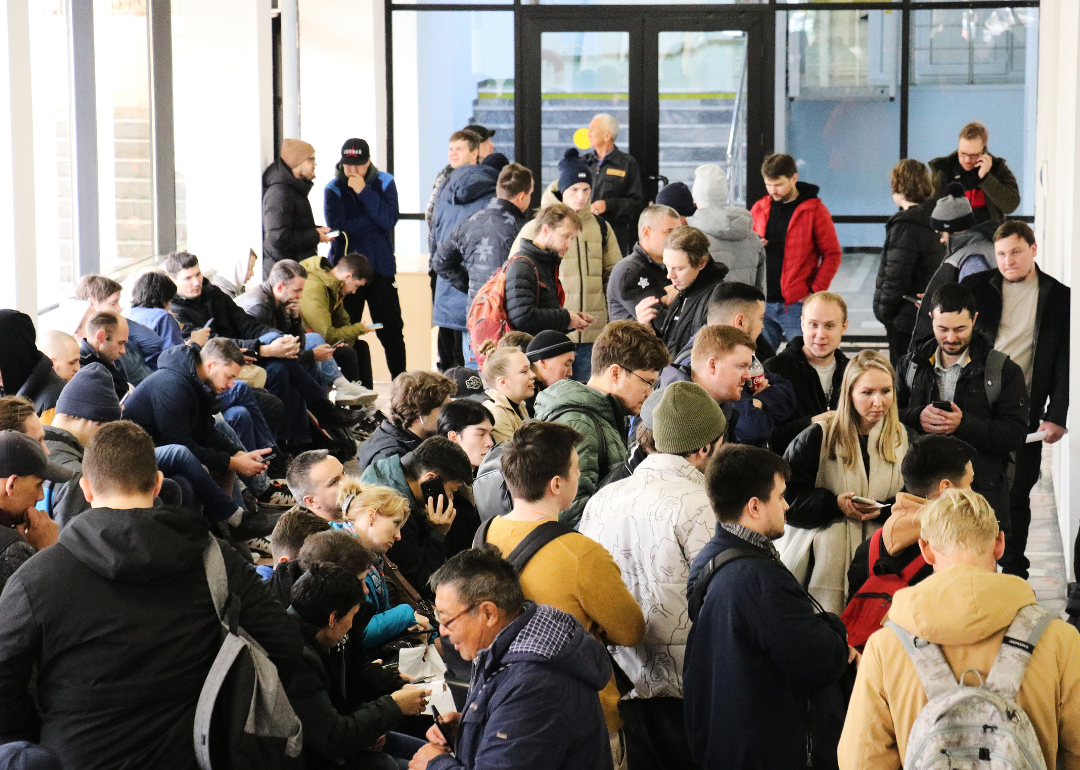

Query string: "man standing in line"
[[929, 121, 1020, 224], [262, 138, 333, 280], [324, 138, 406, 379], [963, 221, 1069, 579], [750, 153, 842, 349], [606, 204, 681, 323], [584, 113, 644, 256]]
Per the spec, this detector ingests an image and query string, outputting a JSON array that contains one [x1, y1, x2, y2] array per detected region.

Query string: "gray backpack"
[[194, 536, 304, 769], [887, 604, 1056, 770]]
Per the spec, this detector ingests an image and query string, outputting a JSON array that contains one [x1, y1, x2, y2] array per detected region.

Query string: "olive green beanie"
[[652, 381, 727, 454]]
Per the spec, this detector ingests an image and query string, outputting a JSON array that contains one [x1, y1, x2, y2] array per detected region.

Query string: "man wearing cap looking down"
[[262, 138, 333, 280], [526, 331, 576, 390], [324, 137, 407, 379], [0, 429, 71, 591]]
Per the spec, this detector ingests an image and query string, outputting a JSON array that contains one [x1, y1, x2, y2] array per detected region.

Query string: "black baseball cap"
[[463, 125, 495, 141], [0, 430, 75, 483], [339, 138, 370, 166]]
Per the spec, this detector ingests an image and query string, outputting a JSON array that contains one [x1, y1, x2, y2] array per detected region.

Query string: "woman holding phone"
[[778, 350, 912, 613]]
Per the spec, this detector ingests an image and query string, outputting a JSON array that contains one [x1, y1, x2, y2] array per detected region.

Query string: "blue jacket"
[[683, 526, 850, 770], [127, 307, 185, 351], [362, 556, 417, 649], [430, 165, 499, 331], [124, 345, 237, 481], [428, 602, 612, 770], [324, 164, 399, 278], [430, 198, 531, 301]]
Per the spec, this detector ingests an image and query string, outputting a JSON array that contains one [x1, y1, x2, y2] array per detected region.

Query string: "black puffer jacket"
[[763, 337, 849, 456], [16, 355, 66, 416], [897, 333, 1028, 522], [657, 260, 727, 355], [430, 198, 530, 300], [873, 199, 946, 334], [964, 266, 1070, 430], [237, 281, 314, 365], [123, 345, 236, 479], [504, 240, 571, 335], [0, 505, 302, 770], [171, 277, 275, 353], [262, 156, 320, 280]]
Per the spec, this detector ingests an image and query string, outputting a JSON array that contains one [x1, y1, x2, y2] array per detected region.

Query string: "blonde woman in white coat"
[[509, 148, 622, 381], [777, 350, 912, 613]]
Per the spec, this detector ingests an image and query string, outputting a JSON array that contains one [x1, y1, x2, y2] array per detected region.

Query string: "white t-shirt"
[[810, 358, 837, 401]]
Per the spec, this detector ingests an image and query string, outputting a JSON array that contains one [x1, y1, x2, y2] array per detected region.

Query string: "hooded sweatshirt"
[[688, 164, 767, 293], [427, 601, 614, 770], [838, 565, 1080, 770], [0, 506, 302, 770]]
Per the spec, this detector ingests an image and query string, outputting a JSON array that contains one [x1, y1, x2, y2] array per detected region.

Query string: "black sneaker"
[[256, 481, 297, 509]]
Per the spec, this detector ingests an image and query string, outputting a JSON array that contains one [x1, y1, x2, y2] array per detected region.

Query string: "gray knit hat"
[[652, 381, 726, 454], [638, 388, 664, 430], [930, 182, 976, 233], [55, 362, 122, 423]]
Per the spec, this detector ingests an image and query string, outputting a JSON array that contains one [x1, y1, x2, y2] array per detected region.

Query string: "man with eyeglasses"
[[408, 547, 614, 770], [533, 320, 670, 526], [929, 121, 1020, 224]]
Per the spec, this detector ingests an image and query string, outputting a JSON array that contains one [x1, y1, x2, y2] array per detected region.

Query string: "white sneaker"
[[334, 381, 378, 406]]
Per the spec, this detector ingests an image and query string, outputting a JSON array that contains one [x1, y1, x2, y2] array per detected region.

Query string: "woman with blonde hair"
[[481, 346, 535, 443], [778, 349, 912, 613], [336, 477, 431, 649]]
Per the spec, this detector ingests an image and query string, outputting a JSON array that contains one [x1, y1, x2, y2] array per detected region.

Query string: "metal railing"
[[726, 45, 749, 207]]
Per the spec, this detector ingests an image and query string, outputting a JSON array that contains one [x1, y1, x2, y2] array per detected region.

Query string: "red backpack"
[[466, 254, 563, 364], [841, 528, 927, 650]]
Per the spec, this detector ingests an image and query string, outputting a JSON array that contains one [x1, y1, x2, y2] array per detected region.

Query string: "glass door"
[[519, 10, 772, 210]]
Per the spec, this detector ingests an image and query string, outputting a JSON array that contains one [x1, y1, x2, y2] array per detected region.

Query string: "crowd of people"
[[0, 116, 1077, 770]]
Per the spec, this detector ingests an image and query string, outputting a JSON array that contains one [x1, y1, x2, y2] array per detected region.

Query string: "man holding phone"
[[896, 282, 1028, 545], [929, 121, 1020, 224]]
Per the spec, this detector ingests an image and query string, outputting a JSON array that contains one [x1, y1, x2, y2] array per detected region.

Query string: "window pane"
[[658, 30, 747, 205], [785, 10, 901, 217], [540, 31, 629, 192], [832, 223, 887, 337], [392, 9, 514, 238], [29, 0, 74, 307], [94, 0, 153, 276], [908, 8, 1037, 216], [543, 0, 763, 6]]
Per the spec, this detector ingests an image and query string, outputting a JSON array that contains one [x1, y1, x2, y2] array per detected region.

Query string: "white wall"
[[297, 0, 387, 230], [172, 0, 274, 280], [0, 0, 37, 315], [1035, 0, 1080, 579]]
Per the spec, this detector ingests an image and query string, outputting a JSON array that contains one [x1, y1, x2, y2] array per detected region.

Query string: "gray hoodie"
[[687, 163, 767, 293]]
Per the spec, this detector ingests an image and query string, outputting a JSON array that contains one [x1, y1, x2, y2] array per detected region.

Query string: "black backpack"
[[687, 547, 770, 623]]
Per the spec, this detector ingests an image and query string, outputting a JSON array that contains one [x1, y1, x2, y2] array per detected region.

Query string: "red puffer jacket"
[[750, 183, 843, 306]]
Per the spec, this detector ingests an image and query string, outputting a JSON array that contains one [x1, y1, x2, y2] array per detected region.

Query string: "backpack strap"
[[203, 535, 239, 635], [544, 405, 613, 480], [868, 528, 883, 566], [904, 358, 917, 393], [984, 348, 1007, 409], [898, 551, 928, 583], [885, 621, 958, 700], [595, 213, 610, 253], [473, 517, 574, 572], [687, 546, 769, 623], [984, 604, 1056, 701]]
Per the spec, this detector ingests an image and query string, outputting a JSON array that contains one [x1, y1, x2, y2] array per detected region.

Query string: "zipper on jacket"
[[806, 696, 813, 766]]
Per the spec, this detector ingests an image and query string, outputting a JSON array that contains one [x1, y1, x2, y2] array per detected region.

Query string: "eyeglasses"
[[624, 367, 659, 391], [433, 603, 480, 630], [958, 148, 986, 161]]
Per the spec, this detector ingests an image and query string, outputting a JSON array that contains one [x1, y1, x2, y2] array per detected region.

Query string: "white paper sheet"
[[397, 644, 456, 716], [1027, 431, 1047, 444]]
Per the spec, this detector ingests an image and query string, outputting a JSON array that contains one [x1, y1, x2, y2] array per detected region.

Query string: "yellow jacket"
[[509, 182, 622, 344], [298, 256, 367, 346], [838, 564, 1080, 770]]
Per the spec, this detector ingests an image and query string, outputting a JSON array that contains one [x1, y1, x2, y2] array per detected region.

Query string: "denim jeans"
[[155, 444, 242, 522], [214, 417, 269, 497], [462, 329, 477, 370], [262, 358, 329, 444], [305, 332, 345, 387], [762, 300, 804, 349]]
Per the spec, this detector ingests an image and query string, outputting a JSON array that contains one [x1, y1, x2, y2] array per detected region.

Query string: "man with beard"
[[896, 281, 1028, 546], [262, 138, 333, 279]]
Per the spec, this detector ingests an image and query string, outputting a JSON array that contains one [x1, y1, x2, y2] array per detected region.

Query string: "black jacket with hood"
[[123, 345, 237, 479], [170, 277, 276, 354], [0, 505, 302, 770], [356, 419, 422, 470], [897, 332, 1028, 520], [873, 199, 947, 334], [964, 265, 1070, 430], [262, 156, 320, 280], [504, 239, 571, 336], [763, 337, 850, 456], [657, 259, 727, 356], [0, 310, 65, 415]]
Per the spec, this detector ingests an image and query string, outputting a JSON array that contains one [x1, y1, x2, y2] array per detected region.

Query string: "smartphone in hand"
[[432, 706, 457, 746], [931, 400, 954, 412], [419, 477, 447, 507]]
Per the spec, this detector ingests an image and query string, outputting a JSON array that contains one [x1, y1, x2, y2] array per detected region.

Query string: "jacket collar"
[[636, 452, 704, 481], [631, 243, 665, 272], [519, 238, 561, 266], [492, 197, 527, 220], [43, 424, 83, 455], [474, 601, 537, 680]]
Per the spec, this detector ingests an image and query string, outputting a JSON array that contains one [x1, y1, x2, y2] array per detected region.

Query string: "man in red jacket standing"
[[750, 153, 842, 350]]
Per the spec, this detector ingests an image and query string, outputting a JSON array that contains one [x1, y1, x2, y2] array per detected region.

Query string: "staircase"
[[112, 104, 153, 264], [469, 81, 744, 203]]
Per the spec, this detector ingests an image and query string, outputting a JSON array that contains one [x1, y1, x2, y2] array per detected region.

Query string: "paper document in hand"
[[1026, 431, 1047, 444]]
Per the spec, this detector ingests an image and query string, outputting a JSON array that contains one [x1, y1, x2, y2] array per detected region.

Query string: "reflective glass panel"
[[658, 30, 747, 205], [540, 31, 630, 192]]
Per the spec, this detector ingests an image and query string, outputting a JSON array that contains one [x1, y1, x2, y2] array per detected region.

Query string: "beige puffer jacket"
[[509, 181, 622, 344]]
